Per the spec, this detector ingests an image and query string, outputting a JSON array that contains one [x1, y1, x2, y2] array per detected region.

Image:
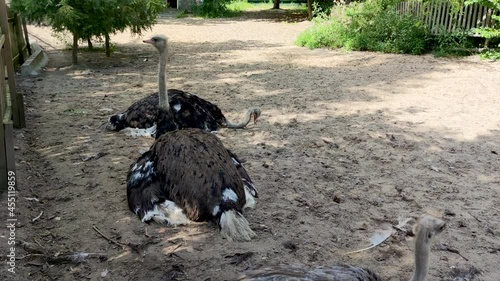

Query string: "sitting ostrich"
[[127, 35, 258, 241], [238, 215, 446, 280], [106, 35, 261, 137]]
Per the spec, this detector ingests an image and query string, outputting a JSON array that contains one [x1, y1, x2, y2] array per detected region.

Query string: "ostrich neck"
[[225, 108, 254, 128], [158, 50, 169, 110], [410, 231, 430, 281]]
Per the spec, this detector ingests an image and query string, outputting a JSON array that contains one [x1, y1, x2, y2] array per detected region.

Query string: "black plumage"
[[127, 126, 256, 223], [107, 90, 226, 134], [126, 35, 258, 241]]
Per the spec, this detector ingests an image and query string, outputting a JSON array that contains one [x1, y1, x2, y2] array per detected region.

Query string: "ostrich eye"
[[427, 233, 432, 239]]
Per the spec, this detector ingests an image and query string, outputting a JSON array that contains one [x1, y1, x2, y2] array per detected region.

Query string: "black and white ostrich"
[[238, 215, 446, 281], [106, 35, 261, 137], [127, 35, 257, 241]]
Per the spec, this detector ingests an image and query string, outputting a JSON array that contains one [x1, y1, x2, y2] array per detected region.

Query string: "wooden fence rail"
[[0, 32, 17, 191], [1, 0, 27, 191], [396, 1, 496, 35]]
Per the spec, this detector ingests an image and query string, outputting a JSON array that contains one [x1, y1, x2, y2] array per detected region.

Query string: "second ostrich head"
[[410, 214, 446, 281], [251, 107, 261, 124]]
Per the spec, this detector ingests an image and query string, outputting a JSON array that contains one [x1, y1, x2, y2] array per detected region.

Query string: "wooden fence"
[[396, 1, 496, 35], [1, 0, 27, 191]]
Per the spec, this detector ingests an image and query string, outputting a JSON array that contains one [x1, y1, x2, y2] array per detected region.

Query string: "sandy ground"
[[1, 8, 499, 281]]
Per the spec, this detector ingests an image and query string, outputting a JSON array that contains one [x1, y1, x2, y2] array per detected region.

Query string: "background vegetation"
[[10, 0, 166, 64], [296, 0, 500, 58]]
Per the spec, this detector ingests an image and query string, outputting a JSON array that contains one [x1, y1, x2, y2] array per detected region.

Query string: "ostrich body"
[[127, 35, 257, 241], [106, 38, 261, 136], [238, 215, 446, 280]]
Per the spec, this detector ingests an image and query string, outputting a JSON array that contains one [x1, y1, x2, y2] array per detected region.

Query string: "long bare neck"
[[158, 48, 169, 110], [410, 230, 430, 281], [225, 108, 255, 128]]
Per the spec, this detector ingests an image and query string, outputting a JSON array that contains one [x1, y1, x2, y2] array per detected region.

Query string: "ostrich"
[[127, 35, 257, 241], [238, 215, 446, 280], [106, 35, 261, 137]]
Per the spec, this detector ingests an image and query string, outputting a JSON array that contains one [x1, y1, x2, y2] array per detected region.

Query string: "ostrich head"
[[416, 214, 446, 242], [251, 107, 262, 124], [143, 35, 168, 53]]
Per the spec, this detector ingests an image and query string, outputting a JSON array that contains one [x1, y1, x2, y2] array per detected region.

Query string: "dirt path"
[[1, 9, 499, 281]]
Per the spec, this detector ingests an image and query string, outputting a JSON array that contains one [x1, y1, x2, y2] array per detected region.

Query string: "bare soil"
[[1, 8, 499, 281]]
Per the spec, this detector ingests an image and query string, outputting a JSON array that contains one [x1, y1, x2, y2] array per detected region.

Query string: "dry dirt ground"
[[1, 8, 500, 281]]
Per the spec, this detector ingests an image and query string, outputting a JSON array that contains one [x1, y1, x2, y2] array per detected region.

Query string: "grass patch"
[[295, 0, 489, 57], [296, 1, 431, 55], [227, 0, 254, 12], [480, 49, 500, 60], [192, 0, 307, 18]]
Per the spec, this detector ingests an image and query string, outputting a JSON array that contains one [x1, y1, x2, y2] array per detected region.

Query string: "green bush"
[[480, 49, 500, 60], [431, 29, 474, 57], [296, 0, 431, 55], [192, 0, 236, 18]]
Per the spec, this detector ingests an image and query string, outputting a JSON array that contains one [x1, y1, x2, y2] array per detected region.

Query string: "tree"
[[273, 0, 280, 9], [10, 0, 166, 64]]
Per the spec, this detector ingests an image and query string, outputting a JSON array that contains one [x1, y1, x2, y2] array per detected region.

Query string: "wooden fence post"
[[0, 0, 25, 129], [0, 33, 8, 191]]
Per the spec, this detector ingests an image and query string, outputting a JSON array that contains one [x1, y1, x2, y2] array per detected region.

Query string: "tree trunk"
[[273, 0, 280, 9], [72, 32, 78, 65], [307, 0, 313, 20], [105, 33, 111, 57], [87, 37, 93, 50]]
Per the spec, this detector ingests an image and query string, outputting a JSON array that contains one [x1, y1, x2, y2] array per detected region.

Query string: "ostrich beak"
[[253, 113, 259, 124], [143, 39, 154, 44]]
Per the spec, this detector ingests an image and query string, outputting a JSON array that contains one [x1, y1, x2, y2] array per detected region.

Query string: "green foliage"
[[465, 0, 500, 44], [227, 0, 254, 12], [192, 0, 237, 18], [464, 0, 500, 10], [296, 0, 431, 55], [10, 0, 166, 61], [432, 29, 474, 57], [176, 11, 190, 18], [312, 0, 334, 17], [479, 49, 500, 60]]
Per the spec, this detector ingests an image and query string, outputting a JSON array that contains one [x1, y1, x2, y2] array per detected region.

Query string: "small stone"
[[333, 194, 344, 203], [444, 209, 456, 216]]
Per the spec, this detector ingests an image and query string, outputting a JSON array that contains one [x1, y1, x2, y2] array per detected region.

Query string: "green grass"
[[227, 0, 254, 12], [192, 0, 307, 18], [249, 2, 307, 11], [480, 49, 500, 60]]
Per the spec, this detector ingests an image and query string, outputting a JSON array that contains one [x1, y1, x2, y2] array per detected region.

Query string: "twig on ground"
[[32, 211, 44, 222], [468, 212, 483, 223], [437, 243, 469, 261], [166, 243, 183, 255], [14, 254, 44, 260], [92, 226, 127, 249], [47, 252, 108, 264], [33, 239, 47, 254], [16, 252, 107, 264]]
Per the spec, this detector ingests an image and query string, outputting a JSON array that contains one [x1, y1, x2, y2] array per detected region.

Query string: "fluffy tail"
[[219, 210, 256, 241], [106, 113, 127, 131]]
